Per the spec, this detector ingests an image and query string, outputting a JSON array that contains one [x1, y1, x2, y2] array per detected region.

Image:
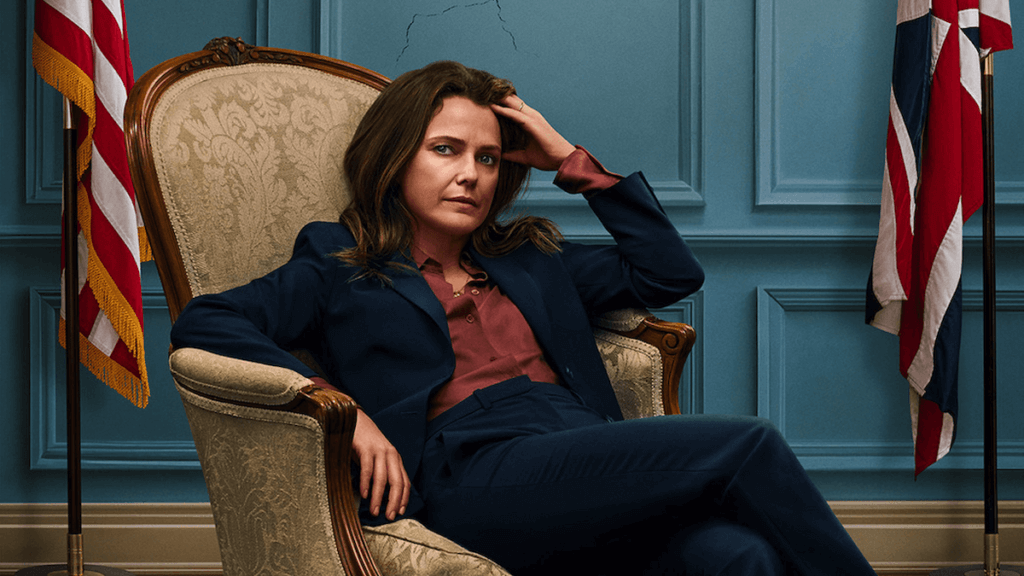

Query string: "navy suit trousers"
[[416, 379, 875, 576]]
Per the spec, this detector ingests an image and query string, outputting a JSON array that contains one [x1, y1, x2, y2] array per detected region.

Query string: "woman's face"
[[400, 96, 502, 251]]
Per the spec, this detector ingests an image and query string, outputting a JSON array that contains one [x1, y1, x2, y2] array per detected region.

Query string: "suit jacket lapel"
[[385, 253, 451, 341], [469, 247, 554, 354]]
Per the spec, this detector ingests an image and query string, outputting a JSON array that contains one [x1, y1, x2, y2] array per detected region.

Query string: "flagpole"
[[14, 100, 135, 576], [980, 51, 1000, 576], [64, 96, 84, 576], [932, 51, 1022, 576]]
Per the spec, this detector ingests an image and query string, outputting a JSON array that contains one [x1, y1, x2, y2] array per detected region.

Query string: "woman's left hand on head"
[[491, 95, 576, 171]]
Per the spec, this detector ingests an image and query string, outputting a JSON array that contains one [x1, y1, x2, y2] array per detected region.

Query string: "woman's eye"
[[479, 154, 497, 166], [434, 144, 453, 155]]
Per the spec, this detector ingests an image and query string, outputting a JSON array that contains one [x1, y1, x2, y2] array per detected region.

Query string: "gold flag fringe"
[[76, 183, 150, 406], [31, 34, 95, 182], [138, 225, 153, 263], [59, 319, 149, 408], [35, 33, 150, 408]]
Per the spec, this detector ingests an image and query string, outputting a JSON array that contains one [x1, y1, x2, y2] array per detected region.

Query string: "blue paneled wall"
[[3, 0, 1023, 506]]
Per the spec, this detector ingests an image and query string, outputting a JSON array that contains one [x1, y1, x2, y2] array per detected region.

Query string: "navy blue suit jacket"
[[171, 171, 703, 519]]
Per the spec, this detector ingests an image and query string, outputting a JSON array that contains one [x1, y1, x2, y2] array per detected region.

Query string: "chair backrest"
[[126, 37, 389, 321]]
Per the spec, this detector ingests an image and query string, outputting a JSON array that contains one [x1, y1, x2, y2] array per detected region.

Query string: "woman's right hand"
[[491, 95, 576, 171], [351, 408, 410, 521]]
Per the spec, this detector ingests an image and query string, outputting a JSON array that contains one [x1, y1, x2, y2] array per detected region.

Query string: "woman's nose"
[[456, 155, 478, 185]]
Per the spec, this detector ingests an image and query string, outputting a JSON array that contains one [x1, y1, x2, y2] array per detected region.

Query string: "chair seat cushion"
[[364, 519, 511, 576]]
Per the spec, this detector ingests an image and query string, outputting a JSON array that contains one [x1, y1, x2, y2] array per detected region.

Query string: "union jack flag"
[[32, 0, 151, 407], [868, 0, 1012, 476]]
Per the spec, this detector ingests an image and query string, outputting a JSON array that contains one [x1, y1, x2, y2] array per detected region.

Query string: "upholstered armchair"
[[125, 38, 696, 576]]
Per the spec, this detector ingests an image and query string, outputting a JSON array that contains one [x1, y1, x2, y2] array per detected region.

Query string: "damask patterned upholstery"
[[364, 520, 512, 576], [171, 347, 516, 576], [593, 308, 667, 420], [149, 63, 377, 295], [134, 40, 691, 576], [179, 386, 345, 576]]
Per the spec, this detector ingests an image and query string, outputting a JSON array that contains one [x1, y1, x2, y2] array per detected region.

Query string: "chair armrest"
[[169, 347, 315, 405], [593, 308, 696, 416], [169, 348, 382, 576]]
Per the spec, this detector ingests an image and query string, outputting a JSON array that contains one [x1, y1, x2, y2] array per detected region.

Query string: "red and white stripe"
[[33, 0, 149, 407]]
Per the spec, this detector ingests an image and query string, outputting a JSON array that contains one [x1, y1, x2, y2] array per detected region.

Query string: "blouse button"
[[471, 288, 480, 295], [466, 314, 475, 323]]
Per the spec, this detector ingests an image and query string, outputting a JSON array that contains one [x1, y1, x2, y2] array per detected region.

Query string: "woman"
[[171, 61, 875, 575]]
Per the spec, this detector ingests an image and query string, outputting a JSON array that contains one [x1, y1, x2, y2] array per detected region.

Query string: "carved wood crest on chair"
[[126, 37, 696, 576]]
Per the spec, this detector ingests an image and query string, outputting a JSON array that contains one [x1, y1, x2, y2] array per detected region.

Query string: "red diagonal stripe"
[[110, 338, 142, 379], [92, 102, 134, 194], [78, 281, 101, 335], [90, 0, 132, 89], [900, 31, 964, 376], [82, 177, 144, 317], [980, 13, 1014, 51]]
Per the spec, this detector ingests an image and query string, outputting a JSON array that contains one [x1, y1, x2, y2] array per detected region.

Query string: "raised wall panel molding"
[[322, 0, 705, 211], [0, 226, 60, 248], [23, 3, 62, 206], [757, 287, 1024, 471], [755, 1, 1024, 208], [255, 0, 270, 46], [29, 287, 199, 471], [998, 182, 1024, 205], [11, 229, 1024, 250], [318, 0, 340, 56], [525, 0, 704, 209], [554, 232, 1024, 250], [754, 1, 882, 207], [24, 80, 63, 205], [650, 292, 705, 415]]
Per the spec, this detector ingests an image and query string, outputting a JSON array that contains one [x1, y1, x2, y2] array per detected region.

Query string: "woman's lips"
[[445, 196, 477, 207]]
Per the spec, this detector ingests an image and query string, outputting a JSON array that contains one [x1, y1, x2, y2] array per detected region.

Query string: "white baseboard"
[[831, 501, 1024, 575], [0, 503, 221, 575], [2, 501, 1022, 575]]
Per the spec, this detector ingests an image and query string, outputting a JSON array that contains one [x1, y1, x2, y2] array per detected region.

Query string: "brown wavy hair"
[[336, 60, 562, 279]]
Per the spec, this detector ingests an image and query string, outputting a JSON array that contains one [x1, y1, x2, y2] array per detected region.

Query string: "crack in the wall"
[[397, 0, 519, 62], [493, 0, 517, 50]]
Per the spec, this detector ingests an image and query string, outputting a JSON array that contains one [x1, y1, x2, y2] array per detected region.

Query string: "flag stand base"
[[14, 534, 137, 575], [14, 566, 136, 576]]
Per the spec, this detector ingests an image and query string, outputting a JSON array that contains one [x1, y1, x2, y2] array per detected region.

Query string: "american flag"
[[32, 0, 151, 408], [868, 0, 1012, 476]]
